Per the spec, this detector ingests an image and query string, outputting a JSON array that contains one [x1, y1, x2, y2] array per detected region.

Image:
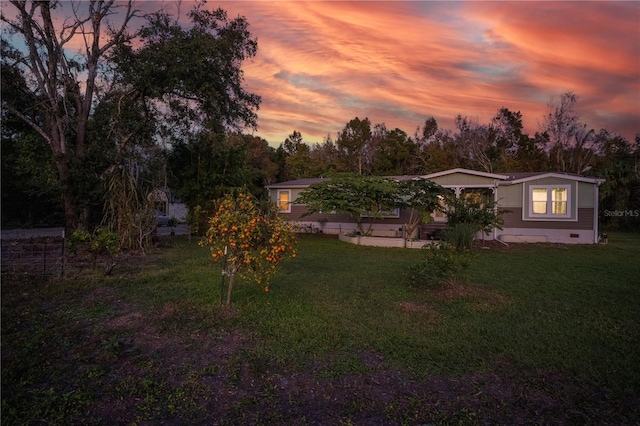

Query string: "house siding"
[[499, 206, 596, 244], [502, 208, 594, 230], [497, 184, 522, 208], [578, 182, 595, 208], [429, 173, 497, 186]]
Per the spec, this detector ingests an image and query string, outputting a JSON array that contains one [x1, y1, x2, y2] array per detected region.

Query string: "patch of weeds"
[[316, 354, 370, 379], [100, 334, 131, 358], [345, 392, 378, 416], [83, 365, 107, 380], [166, 380, 211, 422], [1, 386, 97, 425], [197, 363, 225, 377], [226, 395, 264, 424], [384, 395, 431, 424], [448, 407, 481, 425], [114, 375, 172, 421]]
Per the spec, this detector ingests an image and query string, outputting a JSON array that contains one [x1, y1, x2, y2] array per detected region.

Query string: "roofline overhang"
[[501, 173, 605, 185], [421, 168, 510, 181], [266, 178, 330, 190]]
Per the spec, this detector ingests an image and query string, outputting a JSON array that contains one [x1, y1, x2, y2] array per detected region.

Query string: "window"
[[430, 195, 447, 222], [277, 190, 291, 213], [361, 208, 400, 218], [528, 185, 571, 218]]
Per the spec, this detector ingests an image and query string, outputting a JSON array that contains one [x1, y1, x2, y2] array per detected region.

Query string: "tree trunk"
[[63, 193, 79, 233], [52, 153, 76, 232], [225, 271, 236, 306]]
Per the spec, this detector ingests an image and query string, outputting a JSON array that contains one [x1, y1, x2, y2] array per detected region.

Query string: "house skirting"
[[496, 228, 594, 244], [294, 222, 598, 245]]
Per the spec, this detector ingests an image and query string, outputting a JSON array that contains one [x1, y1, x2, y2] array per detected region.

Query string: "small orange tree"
[[201, 189, 297, 305]]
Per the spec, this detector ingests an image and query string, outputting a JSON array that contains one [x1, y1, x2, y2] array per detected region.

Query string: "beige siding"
[[293, 187, 319, 201], [578, 182, 595, 208], [430, 173, 497, 186], [502, 208, 594, 230], [497, 184, 522, 208], [524, 177, 578, 186]]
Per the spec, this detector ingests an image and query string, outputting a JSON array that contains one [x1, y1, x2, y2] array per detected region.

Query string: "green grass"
[[2, 233, 639, 424]]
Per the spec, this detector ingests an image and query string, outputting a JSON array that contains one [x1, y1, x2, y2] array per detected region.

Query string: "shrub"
[[66, 228, 120, 257], [91, 228, 120, 256], [407, 242, 472, 287], [443, 222, 477, 252], [66, 230, 92, 255]]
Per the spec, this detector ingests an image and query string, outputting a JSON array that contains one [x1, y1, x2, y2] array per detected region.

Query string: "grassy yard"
[[2, 233, 639, 425]]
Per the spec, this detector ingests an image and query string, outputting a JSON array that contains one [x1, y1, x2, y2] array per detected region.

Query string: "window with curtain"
[[529, 185, 570, 218], [277, 190, 291, 213]]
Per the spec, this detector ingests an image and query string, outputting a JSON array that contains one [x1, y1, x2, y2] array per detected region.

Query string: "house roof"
[[502, 172, 604, 184], [422, 168, 604, 184], [422, 168, 509, 180], [266, 178, 329, 189], [266, 169, 604, 189], [266, 175, 419, 189]]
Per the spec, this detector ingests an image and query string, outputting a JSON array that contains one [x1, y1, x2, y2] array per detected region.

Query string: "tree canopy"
[[296, 175, 445, 235], [1, 0, 261, 233]]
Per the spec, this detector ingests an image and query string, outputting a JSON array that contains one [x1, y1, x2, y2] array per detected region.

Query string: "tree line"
[[2, 1, 638, 238]]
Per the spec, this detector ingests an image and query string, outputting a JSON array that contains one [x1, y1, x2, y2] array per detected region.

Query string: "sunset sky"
[[7, 1, 638, 146], [203, 1, 639, 146]]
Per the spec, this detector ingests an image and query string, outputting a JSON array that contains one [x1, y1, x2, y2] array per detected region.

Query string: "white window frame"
[[277, 189, 291, 213], [527, 184, 572, 219]]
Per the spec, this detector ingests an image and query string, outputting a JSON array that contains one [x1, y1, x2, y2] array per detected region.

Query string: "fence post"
[[43, 241, 47, 280], [61, 229, 65, 280]]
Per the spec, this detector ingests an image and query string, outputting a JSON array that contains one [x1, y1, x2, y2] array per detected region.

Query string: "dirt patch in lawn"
[[432, 281, 510, 310], [474, 240, 538, 252], [398, 301, 441, 321]]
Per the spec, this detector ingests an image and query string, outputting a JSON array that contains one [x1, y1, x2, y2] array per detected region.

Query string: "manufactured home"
[[266, 168, 605, 244]]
